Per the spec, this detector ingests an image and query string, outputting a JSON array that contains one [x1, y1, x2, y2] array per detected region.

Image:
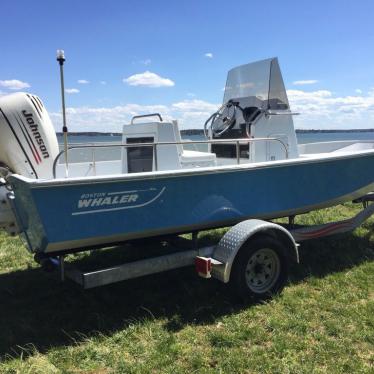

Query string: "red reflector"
[[195, 256, 212, 278]]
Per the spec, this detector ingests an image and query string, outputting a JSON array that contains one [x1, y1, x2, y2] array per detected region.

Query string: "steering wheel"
[[204, 102, 237, 138], [204, 100, 264, 138]]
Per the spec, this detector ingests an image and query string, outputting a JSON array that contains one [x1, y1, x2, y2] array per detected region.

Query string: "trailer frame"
[[39, 197, 374, 296]]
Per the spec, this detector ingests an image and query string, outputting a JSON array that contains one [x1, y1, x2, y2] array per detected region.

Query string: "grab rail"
[[130, 113, 163, 124], [53, 137, 289, 178]]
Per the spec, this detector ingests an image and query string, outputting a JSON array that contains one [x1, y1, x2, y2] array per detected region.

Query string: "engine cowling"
[[0, 92, 59, 179]]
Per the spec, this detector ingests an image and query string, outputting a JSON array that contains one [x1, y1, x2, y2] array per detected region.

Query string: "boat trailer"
[[35, 197, 374, 299]]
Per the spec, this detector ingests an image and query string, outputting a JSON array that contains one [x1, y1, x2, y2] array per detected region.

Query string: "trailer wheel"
[[230, 236, 289, 301]]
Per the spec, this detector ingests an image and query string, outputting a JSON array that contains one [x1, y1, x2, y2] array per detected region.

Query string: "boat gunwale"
[[9, 146, 374, 189]]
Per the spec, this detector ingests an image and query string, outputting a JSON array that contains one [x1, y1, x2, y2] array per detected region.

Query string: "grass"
[[0, 202, 373, 373]]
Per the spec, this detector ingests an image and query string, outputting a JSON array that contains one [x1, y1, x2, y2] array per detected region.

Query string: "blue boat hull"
[[9, 152, 374, 253]]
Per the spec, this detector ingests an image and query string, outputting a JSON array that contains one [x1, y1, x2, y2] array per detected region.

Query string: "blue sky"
[[1, 0, 374, 130]]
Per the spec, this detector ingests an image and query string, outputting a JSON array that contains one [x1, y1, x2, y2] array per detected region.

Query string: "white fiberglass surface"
[[48, 147, 374, 185], [53, 140, 374, 179], [55, 160, 122, 178], [298, 141, 374, 156]]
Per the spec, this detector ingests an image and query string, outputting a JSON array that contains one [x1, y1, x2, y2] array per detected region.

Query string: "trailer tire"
[[230, 236, 289, 301]]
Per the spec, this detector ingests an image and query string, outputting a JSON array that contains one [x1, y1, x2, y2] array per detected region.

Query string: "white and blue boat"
[[1, 57, 374, 256]]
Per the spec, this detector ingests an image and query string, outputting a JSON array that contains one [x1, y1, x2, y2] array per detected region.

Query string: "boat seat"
[[180, 150, 216, 163], [171, 121, 216, 167]]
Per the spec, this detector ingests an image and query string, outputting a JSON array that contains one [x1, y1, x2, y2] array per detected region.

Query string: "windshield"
[[223, 57, 289, 110]]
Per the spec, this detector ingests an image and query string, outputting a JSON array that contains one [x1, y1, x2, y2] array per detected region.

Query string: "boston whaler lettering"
[[74, 187, 165, 215], [0, 53, 373, 300]]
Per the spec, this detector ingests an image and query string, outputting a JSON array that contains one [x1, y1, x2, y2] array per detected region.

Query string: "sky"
[[1, 0, 374, 131]]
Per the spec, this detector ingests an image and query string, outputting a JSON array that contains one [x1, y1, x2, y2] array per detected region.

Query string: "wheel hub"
[[245, 248, 280, 293]]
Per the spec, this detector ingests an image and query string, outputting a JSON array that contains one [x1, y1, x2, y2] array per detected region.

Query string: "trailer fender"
[[211, 219, 298, 283]]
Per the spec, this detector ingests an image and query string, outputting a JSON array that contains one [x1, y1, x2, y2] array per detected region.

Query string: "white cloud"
[[49, 99, 219, 132], [187, 93, 196, 97], [123, 71, 175, 87], [100, 81, 107, 85], [293, 80, 318, 86], [355, 89, 362, 94], [140, 59, 152, 65], [287, 88, 374, 129], [65, 88, 80, 94], [204, 53, 213, 58], [172, 99, 218, 112], [0, 79, 30, 90], [48, 88, 374, 132], [77, 79, 90, 84]]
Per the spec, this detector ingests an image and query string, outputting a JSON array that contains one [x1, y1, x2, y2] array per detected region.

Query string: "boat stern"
[[4, 174, 48, 253]]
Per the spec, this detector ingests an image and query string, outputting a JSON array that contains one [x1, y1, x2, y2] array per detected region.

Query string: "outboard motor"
[[0, 92, 59, 179], [0, 92, 59, 235]]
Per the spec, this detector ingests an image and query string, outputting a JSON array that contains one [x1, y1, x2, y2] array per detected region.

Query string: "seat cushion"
[[180, 150, 216, 163]]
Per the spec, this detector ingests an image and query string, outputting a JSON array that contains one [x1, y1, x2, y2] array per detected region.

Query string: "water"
[[57, 131, 374, 163]]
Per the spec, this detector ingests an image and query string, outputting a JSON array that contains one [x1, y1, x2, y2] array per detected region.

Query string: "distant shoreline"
[[57, 129, 374, 137]]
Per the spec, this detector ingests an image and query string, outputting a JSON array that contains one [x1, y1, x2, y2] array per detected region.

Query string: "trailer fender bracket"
[[211, 219, 298, 283], [195, 256, 223, 278]]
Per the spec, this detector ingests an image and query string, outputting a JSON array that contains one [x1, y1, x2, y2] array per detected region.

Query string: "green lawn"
[[0, 203, 373, 373]]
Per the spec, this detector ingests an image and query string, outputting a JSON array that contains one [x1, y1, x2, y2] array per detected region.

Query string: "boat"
[[1, 57, 374, 257]]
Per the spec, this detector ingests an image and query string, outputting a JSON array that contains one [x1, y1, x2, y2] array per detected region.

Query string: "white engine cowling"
[[0, 92, 59, 179]]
